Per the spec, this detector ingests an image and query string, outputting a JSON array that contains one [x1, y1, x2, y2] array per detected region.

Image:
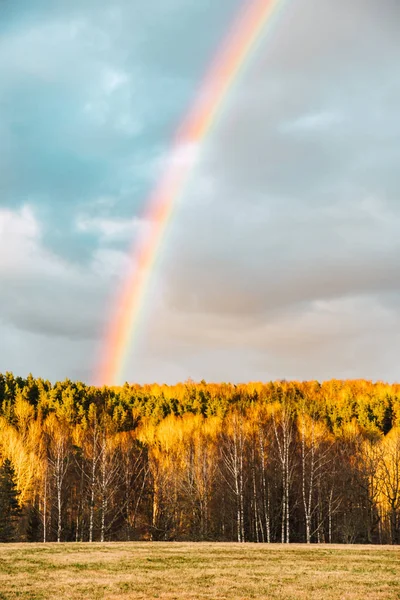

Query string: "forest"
[[0, 373, 399, 544]]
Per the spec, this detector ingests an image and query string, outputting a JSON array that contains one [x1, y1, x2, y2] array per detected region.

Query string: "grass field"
[[0, 542, 399, 600]]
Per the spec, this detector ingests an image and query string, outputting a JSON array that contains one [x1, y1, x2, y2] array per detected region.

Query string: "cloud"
[[0, 205, 126, 347], [280, 110, 344, 134], [1, 0, 399, 383], [125, 0, 400, 383], [75, 214, 142, 242]]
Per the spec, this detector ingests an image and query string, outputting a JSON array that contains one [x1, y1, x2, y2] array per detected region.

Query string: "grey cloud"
[[0, 323, 95, 383], [1, 0, 399, 383], [127, 293, 400, 383], [128, 0, 400, 383], [0, 206, 127, 347]]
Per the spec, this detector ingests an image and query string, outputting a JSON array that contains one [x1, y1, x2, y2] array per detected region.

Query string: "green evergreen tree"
[[26, 505, 41, 542], [0, 459, 22, 542]]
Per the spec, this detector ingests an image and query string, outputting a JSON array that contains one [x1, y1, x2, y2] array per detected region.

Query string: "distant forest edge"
[[0, 373, 399, 544]]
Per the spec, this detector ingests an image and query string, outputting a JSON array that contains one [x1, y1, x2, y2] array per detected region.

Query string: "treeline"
[[0, 373, 399, 544]]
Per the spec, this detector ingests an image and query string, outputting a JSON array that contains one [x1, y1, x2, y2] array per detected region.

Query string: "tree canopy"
[[0, 373, 399, 543]]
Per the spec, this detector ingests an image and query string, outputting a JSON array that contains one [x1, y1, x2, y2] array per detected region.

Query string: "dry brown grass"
[[0, 542, 399, 600]]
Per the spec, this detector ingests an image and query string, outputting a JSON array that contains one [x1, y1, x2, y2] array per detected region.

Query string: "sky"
[[1, 0, 399, 385]]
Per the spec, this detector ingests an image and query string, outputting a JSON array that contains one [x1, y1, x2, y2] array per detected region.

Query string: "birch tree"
[[44, 413, 71, 542], [219, 409, 248, 542], [376, 428, 400, 544], [271, 400, 295, 543]]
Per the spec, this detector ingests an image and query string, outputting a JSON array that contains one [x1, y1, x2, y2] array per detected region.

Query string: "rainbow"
[[96, 0, 287, 386]]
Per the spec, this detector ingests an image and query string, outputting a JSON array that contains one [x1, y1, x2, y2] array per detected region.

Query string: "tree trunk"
[[89, 453, 96, 543], [56, 450, 62, 543], [43, 474, 47, 543], [252, 446, 259, 543], [258, 428, 270, 543]]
